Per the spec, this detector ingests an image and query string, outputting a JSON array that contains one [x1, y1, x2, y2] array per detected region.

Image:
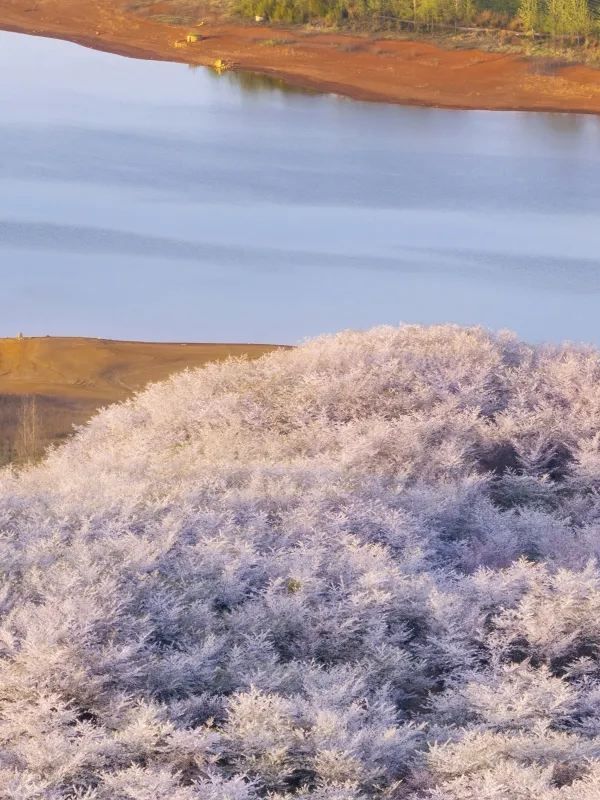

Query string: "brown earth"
[[1, 0, 600, 112], [0, 337, 279, 464]]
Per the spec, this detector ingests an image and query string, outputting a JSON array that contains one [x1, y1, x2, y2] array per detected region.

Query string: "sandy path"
[[1, 0, 600, 113]]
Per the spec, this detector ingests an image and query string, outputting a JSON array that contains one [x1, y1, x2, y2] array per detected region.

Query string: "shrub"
[[2, 325, 600, 798]]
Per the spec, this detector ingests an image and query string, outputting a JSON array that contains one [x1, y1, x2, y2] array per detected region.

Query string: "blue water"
[[1, 31, 600, 343]]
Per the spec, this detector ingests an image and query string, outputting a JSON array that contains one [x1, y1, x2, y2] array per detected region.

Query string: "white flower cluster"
[[1, 325, 600, 799]]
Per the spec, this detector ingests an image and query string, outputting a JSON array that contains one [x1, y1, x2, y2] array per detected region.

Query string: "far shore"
[[2, 0, 600, 114]]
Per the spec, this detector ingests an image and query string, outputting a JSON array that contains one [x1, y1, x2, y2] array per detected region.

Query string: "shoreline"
[[2, 0, 600, 114]]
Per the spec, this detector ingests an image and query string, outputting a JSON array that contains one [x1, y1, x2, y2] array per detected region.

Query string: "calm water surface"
[[1, 31, 600, 343]]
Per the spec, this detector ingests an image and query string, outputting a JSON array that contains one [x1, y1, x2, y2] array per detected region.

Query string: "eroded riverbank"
[[2, 0, 600, 113]]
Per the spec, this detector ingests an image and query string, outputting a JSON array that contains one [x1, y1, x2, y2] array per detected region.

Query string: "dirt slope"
[[1, 0, 600, 113], [0, 337, 279, 462]]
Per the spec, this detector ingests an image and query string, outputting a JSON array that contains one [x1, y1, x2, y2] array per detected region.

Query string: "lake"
[[1, 30, 600, 344]]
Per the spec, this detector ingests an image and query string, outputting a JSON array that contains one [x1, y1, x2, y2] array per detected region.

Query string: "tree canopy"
[[236, 0, 597, 41]]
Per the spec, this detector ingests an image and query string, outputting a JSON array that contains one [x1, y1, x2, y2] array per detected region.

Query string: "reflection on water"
[[1, 31, 600, 344], [214, 69, 320, 95], [188, 61, 318, 95]]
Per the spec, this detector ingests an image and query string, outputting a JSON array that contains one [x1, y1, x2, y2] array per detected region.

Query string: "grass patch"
[[260, 36, 296, 45]]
